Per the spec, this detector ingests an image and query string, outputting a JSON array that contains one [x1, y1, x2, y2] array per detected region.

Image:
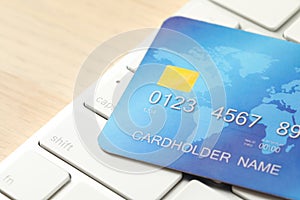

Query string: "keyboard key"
[[163, 179, 190, 199], [284, 18, 300, 43], [84, 65, 131, 119], [84, 51, 147, 119], [0, 151, 70, 200], [61, 183, 124, 200], [198, 179, 243, 200], [175, 1, 240, 28], [39, 106, 182, 200], [211, 0, 300, 31], [172, 180, 231, 200], [232, 186, 283, 200], [164, 178, 242, 200]]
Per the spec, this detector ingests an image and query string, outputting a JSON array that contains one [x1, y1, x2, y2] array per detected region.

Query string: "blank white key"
[[61, 183, 124, 200], [232, 186, 283, 200], [211, 0, 300, 31], [175, 1, 240, 28], [39, 106, 182, 200], [172, 180, 230, 200], [0, 151, 70, 200], [284, 18, 300, 43]]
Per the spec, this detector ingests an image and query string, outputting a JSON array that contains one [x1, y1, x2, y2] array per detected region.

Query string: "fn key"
[[0, 151, 70, 200]]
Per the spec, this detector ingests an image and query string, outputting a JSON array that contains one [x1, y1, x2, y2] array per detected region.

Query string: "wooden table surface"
[[0, 0, 188, 161]]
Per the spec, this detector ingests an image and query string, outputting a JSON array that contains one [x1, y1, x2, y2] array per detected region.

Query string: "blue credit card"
[[99, 16, 300, 199]]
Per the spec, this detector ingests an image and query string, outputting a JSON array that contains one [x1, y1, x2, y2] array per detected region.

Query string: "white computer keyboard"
[[1, 0, 300, 199]]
